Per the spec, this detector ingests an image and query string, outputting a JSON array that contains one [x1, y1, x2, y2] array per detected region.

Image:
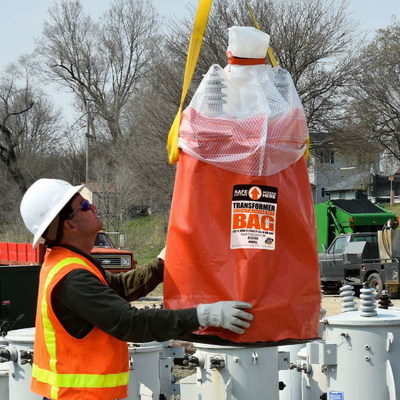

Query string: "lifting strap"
[[245, 1, 278, 68], [167, 0, 213, 164]]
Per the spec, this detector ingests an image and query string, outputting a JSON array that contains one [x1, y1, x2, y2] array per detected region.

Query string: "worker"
[[20, 178, 253, 400]]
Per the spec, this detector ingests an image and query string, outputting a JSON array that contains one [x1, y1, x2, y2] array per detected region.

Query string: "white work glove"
[[197, 301, 253, 334], [157, 246, 166, 261]]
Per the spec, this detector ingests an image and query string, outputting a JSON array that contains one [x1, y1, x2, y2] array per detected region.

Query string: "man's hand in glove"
[[196, 301, 253, 334]]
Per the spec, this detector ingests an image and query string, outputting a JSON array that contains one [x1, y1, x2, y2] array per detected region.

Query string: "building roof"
[[327, 171, 368, 191]]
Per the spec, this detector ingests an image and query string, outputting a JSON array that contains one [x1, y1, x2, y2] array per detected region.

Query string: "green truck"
[[315, 199, 397, 253], [315, 199, 400, 294]]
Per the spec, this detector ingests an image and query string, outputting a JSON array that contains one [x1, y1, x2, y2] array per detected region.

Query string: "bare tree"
[[161, 0, 360, 145], [55, 126, 87, 184], [37, 0, 159, 142], [0, 65, 62, 193], [345, 20, 400, 163]]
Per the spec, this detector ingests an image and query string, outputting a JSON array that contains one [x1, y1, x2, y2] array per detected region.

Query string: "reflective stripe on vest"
[[32, 364, 129, 388], [33, 257, 128, 399]]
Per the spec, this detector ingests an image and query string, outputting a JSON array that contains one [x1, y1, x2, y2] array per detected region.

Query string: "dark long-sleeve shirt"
[[51, 245, 199, 342]]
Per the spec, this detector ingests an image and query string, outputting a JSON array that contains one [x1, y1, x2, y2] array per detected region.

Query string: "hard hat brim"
[[31, 183, 85, 249]]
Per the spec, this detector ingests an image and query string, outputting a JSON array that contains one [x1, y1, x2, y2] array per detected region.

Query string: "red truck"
[[0, 231, 136, 273], [91, 231, 137, 272]]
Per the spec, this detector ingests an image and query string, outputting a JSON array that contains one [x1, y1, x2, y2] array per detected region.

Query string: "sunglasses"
[[67, 199, 93, 219]]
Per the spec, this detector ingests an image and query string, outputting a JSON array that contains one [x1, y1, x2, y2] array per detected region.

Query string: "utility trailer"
[[319, 230, 400, 295]]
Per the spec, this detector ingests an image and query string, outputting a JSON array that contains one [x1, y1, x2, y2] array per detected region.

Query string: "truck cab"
[[91, 231, 137, 273], [319, 232, 378, 290]]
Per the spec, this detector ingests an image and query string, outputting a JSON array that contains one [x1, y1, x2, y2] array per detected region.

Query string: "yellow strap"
[[245, 1, 278, 68], [167, 0, 213, 164], [305, 137, 310, 160], [266, 47, 278, 68]]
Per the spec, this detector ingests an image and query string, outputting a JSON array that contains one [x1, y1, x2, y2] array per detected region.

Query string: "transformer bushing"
[[278, 343, 304, 400], [339, 285, 357, 313], [203, 65, 227, 117]]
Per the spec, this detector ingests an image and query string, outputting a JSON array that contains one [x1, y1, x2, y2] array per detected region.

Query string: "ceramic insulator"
[[359, 286, 377, 317], [340, 284, 357, 313]]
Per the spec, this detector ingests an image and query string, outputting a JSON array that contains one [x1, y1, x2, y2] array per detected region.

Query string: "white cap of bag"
[[227, 26, 270, 59]]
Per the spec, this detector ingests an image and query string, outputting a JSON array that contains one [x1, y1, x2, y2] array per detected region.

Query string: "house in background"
[[308, 145, 400, 204], [309, 147, 372, 204]]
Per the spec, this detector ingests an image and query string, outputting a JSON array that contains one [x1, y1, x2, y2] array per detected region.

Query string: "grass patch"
[[381, 203, 400, 217], [121, 214, 168, 298], [121, 213, 168, 265], [0, 221, 32, 243]]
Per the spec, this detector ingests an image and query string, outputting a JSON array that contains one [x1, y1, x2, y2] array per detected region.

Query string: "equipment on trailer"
[[315, 199, 397, 253], [319, 229, 400, 295]]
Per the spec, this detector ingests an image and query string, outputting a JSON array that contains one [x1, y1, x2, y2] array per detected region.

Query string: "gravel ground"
[[322, 294, 400, 316], [135, 294, 400, 317]]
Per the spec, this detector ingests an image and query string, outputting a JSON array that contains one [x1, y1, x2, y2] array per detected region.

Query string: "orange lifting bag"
[[164, 62, 321, 343]]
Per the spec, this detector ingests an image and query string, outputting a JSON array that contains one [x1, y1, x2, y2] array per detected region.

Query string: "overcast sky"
[[1, 0, 398, 66], [0, 0, 398, 122], [0, 0, 196, 65]]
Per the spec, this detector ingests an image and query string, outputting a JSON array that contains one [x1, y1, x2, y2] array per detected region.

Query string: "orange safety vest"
[[31, 247, 129, 400]]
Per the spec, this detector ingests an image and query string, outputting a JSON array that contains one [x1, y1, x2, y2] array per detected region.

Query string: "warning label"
[[230, 184, 278, 250], [328, 392, 344, 400]]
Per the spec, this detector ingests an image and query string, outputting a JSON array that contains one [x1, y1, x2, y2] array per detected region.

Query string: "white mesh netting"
[[178, 64, 308, 176]]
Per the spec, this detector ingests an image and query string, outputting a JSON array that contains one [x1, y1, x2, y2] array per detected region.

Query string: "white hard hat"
[[20, 178, 85, 248], [227, 26, 270, 59]]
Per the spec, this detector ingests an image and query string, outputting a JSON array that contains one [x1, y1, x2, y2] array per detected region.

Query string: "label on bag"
[[231, 184, 278, 250], [329, 392, 344, 400]]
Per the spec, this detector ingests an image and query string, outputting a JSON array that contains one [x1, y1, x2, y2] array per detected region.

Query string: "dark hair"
[[43, 194, 78, 247]]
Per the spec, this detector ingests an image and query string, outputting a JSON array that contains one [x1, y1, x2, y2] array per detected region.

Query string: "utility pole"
[[389, 175, 395, 206], [85, 129, 90, 183], [85, 106, 95, 183]]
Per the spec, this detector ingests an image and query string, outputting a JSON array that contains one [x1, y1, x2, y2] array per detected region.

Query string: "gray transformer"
[[320, 304, 400, 398]]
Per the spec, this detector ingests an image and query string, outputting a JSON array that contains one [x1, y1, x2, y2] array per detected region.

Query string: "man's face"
[[69, 194, 104, 235]]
